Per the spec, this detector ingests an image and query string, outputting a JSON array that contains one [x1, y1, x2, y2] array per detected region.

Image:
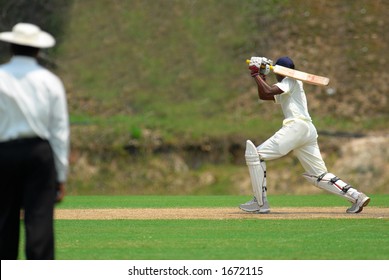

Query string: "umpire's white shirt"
[[0, 56, 69, 182]]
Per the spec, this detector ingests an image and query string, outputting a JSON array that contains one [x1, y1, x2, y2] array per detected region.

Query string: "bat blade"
[[245, 59, 330, 86], [273, 65, 330, 86]]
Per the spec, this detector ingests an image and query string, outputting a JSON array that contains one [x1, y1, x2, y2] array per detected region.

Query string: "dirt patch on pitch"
[[55, 207, 389, 220]]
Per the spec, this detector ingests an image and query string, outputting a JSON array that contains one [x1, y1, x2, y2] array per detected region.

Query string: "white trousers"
[[257, 118, 327, 176]]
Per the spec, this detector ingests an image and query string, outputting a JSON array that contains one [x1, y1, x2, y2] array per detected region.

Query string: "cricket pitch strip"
[[55, 207, 389, 220]]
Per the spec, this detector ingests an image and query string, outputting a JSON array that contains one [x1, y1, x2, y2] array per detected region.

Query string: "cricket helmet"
[[275, 56, 295, 69]]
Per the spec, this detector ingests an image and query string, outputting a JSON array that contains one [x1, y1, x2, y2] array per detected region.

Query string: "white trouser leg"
[[293, 140, 327, 176], [257, 119, 314, 160]]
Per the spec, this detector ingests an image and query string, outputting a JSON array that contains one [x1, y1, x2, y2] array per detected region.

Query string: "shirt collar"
[[10, 55, 39, 66]]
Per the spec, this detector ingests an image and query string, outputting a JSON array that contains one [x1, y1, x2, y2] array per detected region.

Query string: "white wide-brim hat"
[[0, 23, 55, 48]]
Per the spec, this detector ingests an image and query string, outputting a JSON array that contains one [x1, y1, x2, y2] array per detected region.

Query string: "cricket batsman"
[[240, 56, 370, 214]]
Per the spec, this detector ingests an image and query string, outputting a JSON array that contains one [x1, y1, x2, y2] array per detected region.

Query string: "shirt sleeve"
[[274, 78, 293, 104], [275, 77, 293, 93], [48, 75, 70, 183]]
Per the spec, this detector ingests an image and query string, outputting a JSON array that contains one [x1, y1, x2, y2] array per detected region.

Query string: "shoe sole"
[[254, 210, 271, 214], [239, 207, 260, 213], [348, 197, 371, 214], [239, 206, 271, 214]]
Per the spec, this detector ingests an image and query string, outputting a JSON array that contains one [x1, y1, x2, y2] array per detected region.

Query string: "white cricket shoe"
[[239, 197, 270, 214], [346, 193, 370, 213]]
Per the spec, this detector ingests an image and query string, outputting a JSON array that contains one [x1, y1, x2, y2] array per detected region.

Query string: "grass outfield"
[[19, 195, 389, 260]]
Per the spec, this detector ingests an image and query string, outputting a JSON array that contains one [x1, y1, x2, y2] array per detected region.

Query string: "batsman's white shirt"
[[274, 77, 311, 122], [0, 56, 69, 182], [257, 77, 327, 176]]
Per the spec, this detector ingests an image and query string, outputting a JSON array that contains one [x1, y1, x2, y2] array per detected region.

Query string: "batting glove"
[[249, 57, 264, 77], [249, 65, 259, 77], [259, 63, 271, 75], [249, 56, 265, 68]]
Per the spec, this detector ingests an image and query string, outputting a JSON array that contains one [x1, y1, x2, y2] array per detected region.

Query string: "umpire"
[[0, 23, 69, 259]]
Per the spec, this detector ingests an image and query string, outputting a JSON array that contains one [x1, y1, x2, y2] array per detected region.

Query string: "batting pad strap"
[[330, 176, 340, 184], [316, 173, 351, 193], [342, 184, 352, 193], [317, 173, 326, 182]]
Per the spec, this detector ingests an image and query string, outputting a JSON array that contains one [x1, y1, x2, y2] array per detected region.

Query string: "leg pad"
[[245, 140, 266, 206]]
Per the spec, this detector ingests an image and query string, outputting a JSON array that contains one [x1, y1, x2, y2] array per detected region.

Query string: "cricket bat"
[[246, 59, 330, 86]]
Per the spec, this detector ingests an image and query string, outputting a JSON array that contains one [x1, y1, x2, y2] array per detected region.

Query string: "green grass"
[[17, 195, 389, 260], [57, 194, 389, 209], [53, 219, 388, 260]]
